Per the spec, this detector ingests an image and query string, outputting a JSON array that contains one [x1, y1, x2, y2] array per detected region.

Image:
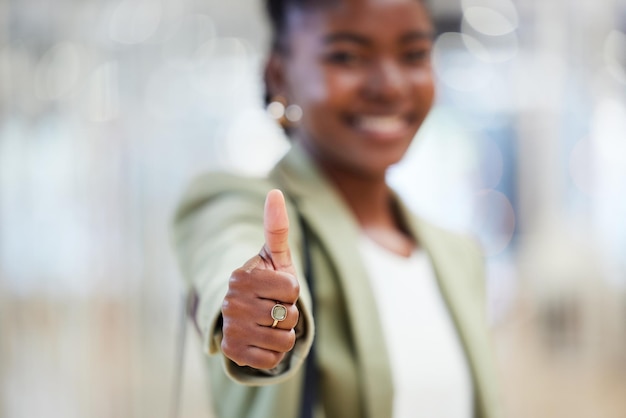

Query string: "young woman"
[[173, 0, 500, 417]]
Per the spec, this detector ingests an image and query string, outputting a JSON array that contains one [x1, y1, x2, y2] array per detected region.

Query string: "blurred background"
[[1, 0, 625, 417]]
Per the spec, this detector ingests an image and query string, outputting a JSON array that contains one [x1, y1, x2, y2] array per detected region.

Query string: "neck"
[[297, 140, 417, 256], [319, 159, 416, 256], [311, 154, 395, 229]]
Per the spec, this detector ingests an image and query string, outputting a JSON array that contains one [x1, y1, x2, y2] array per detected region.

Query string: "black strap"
[[172, 282, 201, 418], [171, 292, 190, 418], [299, 215, 317, 418]]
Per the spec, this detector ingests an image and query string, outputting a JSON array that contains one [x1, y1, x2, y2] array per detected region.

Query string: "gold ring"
[[271, 303, 287, 328]]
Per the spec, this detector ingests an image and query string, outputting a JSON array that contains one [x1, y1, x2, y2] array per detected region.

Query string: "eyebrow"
[[399, 30, 435, 43], [323, 32, 371, 46], [322, 30, 434, 46]]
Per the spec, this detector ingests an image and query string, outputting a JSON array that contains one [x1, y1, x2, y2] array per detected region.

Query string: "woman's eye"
[[403, 49, 430, 64], [326, 51, 363, 65]]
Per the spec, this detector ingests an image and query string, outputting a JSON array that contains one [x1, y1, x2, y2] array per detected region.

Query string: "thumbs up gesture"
[[220, 190, 301, 370]]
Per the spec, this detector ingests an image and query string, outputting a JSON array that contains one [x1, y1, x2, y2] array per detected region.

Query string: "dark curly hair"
[[264, 0, 429, 53], [267, 1, 339, 51], [263, 0, 336, 106]]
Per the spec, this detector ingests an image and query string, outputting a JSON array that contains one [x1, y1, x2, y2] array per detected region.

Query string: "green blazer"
[[173, 142, 500, 418]]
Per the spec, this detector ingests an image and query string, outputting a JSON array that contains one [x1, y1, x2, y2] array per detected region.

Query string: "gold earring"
[[285, 104, 302, 123], [267, 95, 286, 121], [266, 95, 301, 128]]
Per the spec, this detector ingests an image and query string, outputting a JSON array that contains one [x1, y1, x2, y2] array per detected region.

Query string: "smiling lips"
[[351, 114, 415, 140]]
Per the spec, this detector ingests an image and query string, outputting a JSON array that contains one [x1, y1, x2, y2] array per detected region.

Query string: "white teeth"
[[356, 116, 405, 135]]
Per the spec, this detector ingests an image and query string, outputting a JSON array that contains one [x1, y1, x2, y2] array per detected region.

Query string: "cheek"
[[324, 71, 364, 103], [410, 69, 435, 109], [304, 73, 361, 132], [288, 63, 363, 111]]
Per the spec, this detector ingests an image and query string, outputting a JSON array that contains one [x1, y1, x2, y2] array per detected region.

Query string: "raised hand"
[[220, 189, 301, 370]]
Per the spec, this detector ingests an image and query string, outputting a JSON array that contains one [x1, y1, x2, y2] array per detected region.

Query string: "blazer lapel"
[[400, 201, 495, 417], [271, 143, 394, 418]]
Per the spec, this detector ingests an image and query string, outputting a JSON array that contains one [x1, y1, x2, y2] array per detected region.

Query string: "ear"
[[263, 51, 288, 102]]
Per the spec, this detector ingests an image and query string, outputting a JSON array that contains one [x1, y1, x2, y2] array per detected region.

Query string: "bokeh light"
[[83, 62, 120, 122], [471, 189, 516, 256], [463, 6, 518, 36], [35, 43, 83, 101], [221, 108, 290, 176], [109, 0, 163, 44], [266, 101, 285, 120], [569, 137, 595, 196], [591, 98, 626, 165], [603, 30, 626, 84], [460, 0, 520, 63], [432, 32, 495, 91]]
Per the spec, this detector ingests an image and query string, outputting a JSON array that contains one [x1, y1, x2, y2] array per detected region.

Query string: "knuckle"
[[272, 330, 296, 353], [221, 297, 238, 317], [221, 298, 231, 315], [291, 306, 300, 326], [221, 294, 249, 319], [268, 226, 289, 238], [285, 330, 297, 351], [267, 352, 284, 369], [239, 351, 258, 368], [249, 351, 279, 370], [256, 357, 273, 370], [283, 276, 300, 303], [221, 339, 239, 362], [220, 322, 236, 342], [291, 278, 301, 296], [228, 269, 247, 288], [221, 318, 249, 343]]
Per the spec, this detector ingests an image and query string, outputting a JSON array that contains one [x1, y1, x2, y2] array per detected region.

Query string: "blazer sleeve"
[[171, 172, 314, 385]]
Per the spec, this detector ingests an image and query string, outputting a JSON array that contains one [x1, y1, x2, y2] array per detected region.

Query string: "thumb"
[[263, 189, 293, 270]]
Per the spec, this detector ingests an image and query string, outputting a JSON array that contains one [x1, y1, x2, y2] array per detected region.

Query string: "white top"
[[358, 235, 473, 418]]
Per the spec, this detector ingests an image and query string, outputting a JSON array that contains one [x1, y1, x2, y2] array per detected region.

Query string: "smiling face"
[[266, 0, 436, 179]]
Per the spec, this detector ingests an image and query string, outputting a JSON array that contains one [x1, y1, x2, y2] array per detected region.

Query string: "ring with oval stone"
[[270, 303, 288, 328]]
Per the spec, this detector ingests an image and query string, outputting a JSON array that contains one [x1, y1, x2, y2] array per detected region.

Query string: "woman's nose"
[[362, 58, 407, 103]]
